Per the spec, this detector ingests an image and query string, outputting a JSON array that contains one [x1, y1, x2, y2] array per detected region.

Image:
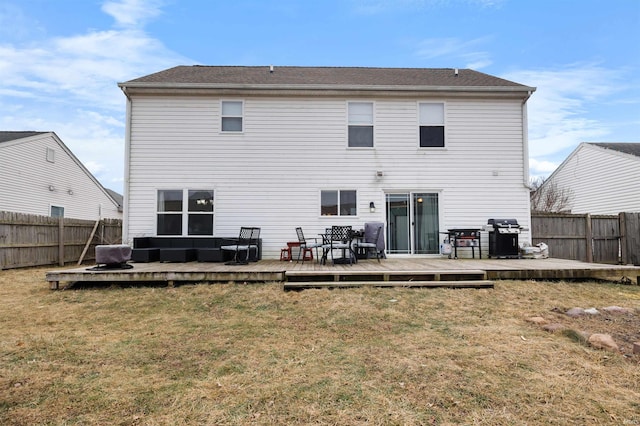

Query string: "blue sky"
[[1, 0, 639, 193]]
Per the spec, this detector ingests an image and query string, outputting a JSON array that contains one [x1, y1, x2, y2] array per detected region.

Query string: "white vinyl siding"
[[544, 144, 640, 215], [0, 133, 121, 220], [126, 96, 530, 258]]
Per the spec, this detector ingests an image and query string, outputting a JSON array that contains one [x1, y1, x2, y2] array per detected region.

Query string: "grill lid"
[[487, 218, 520, 227]]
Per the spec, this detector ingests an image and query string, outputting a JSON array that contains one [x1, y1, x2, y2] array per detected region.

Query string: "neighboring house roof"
[[0, 131, 48, 143], [590, 142, 640, 158], [120, 65, 536, 96], [105, 188, 123, 212]]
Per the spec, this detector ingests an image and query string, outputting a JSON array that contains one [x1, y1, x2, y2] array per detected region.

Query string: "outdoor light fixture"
[[376, 170, 383, 178], [369, 202, 376, 213], [48, 185, 55, 191], [67, 189, 74, 195]]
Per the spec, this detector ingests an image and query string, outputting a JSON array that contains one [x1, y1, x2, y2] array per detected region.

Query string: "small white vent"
[[46, 147, 55, 163]]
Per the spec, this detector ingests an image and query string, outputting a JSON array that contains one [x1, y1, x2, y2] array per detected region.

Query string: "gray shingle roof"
[[121, 65, 534, 91], [0, 131, 47, 143], [591, 143, 640, 158], [105, 188, 123, 212]]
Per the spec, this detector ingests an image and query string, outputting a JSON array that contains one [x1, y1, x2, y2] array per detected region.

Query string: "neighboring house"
[[0, 131, 121, 220], [105, 188, 124, 213], [118, 66, 536, 259], [538, 142, 640, 215]]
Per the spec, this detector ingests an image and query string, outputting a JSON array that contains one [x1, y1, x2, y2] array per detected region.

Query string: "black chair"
[[354, 225, 383, 262], [295, 227, 323, 264], [323, 225, 353, 265], [249, 227, 261, 261], [221, 227, 261, 265], [319, 228, 332, 265]]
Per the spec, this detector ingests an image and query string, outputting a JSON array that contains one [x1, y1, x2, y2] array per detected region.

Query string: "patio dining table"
[[320, 226, 362, 265]]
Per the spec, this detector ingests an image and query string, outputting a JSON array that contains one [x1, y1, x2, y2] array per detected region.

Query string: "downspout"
[[522, 90, 533, 244], [522, 91, 532, 188], [120, 86, 132, 244]]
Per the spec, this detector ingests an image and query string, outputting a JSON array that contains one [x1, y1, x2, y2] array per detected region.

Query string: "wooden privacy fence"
[[0, 211, 122, 270], [531, 212, 640, 265]]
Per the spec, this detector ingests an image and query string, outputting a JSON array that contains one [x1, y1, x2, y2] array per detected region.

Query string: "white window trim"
[[319, 189, 358, 217], [221, 100, 244, 133], [347, 100, 375, 149], [417, 101, 447, 149], [155, 189, 215, 236], [49, 204, 64, 218]]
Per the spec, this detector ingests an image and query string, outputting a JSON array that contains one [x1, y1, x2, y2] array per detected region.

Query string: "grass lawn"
[[1, 266, 639, 425]]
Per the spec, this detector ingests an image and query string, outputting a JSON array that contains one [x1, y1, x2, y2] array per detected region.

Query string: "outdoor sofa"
[[131, 237, 262, 263]]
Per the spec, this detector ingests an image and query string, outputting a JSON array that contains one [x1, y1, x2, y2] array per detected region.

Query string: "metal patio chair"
[[295, 227, 323, 264], [322, 225, 353, 265], [221, 226, 261, 265]]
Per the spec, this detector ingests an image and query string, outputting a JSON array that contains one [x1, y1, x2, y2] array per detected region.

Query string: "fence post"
[[619, 213, 627, 264], [585, 213, 593, 263], [58, 217, 64, 266]]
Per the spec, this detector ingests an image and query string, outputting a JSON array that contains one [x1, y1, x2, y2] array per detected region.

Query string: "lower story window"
[[50, 205, 64, 217], [157, 189, 214, 236], [321, 190, 357, 216]]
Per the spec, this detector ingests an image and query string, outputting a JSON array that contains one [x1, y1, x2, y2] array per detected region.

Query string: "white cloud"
[[503, 64, 622, 159], [0, 3, 44, 40], [102, 0, 164, 28], [0, 0, 190, 192], [528, 158, 560, 179], [414, 37, 493, 69], [84, 160, 107, 176], [352, 0, 505, 14], [502, 64, 638, 180], [0, 27, 186, 112]]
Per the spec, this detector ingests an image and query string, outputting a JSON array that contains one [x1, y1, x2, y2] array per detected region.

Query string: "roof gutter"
[[117, 82, 536, 95]]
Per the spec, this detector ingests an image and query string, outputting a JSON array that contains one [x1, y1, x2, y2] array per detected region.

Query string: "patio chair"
[[323, 225, 353, 265], [295, 227, 323, 264], [319, 228, 332, 265], [354, 224, 383, 262], [221, 227, 261, 265]]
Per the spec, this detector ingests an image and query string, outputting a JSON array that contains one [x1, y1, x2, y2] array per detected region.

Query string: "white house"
[[0, 131, 121, 220], [118, 66, 536, 259], [539, 142, 640, 215]]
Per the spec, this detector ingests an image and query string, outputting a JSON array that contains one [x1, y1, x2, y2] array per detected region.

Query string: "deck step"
[[285, 269, 487, 282], [283, 280, 494, 290]]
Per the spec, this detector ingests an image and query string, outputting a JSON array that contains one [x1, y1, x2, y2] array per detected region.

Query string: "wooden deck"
[[46, 257, 640, 290]]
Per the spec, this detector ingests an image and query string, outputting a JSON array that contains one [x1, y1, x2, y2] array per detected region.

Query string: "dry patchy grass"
[[0, 267, 639, 425]]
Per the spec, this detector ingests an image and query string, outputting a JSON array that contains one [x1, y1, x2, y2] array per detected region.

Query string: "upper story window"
[[419, 102, 445, 148], [157, 189, 214, 236], [221, 101, 243, 132], [321, 190, 357, 216], [348, 102, 373, 148]]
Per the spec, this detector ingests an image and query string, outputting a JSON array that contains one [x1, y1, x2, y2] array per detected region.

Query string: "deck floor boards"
[[46, 257, 640, 289]]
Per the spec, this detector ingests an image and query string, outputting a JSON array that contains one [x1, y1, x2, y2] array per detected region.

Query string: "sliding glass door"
[[385, 192, 439, 255]]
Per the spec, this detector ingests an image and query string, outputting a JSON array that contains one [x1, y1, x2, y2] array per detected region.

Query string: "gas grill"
[[485, 219, 522, 258]]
